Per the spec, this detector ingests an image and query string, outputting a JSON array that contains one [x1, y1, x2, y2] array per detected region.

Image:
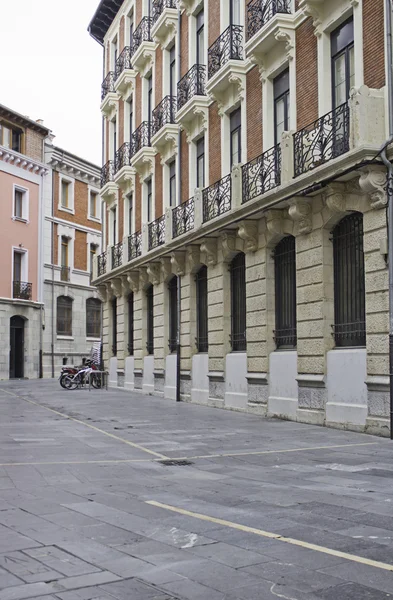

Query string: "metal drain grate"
[[159, 459, 194, 466]]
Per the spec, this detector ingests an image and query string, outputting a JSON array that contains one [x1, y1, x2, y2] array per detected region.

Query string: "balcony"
[[111, 241, 123, 269], [242, 144, 281, 204], [132, 17, 157, 75], [148, 215, 166, 250], [97, 251, 107, 276], [114, 47, 137, 99], [101, 160, 118, 203], [151, 0, 178, 49], [172, 197, 195, 238], [245, 0, 296, 67], [60, 266, 70, 282], [114, 143, 135, 194], [13, 281, 32, 300], [202, 174, 231, 223], [294, 102, 350, 178], [177, 65, 209, 142], [100, 72, 118, 118], [208, 26, 244, 79], [151, 95, 179, 162], [130, 121, 156, 180], [128, 231, 142, 260]]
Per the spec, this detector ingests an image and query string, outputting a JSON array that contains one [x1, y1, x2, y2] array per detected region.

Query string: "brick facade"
[[363, 0, 385, 89], [209, 103, 221, 184], [246, 66, 263, 161], [296, 17, 318, 130]]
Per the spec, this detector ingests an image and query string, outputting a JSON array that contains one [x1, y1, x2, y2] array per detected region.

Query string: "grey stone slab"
[[100, 578, 178, 599], [319, 563, 393, 594], [316, 581, 393, 599], [160, 579, 226, 600], [0, 566, 23, 590], [98, 555, 153, 577], [0, 582, 54, 600], [185, 541, 272, 568], [48, 571, 121, 592], [0, 552, 62, 585], [23, 547, 101, 577]]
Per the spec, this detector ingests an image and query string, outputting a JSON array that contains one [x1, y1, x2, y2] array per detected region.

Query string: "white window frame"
[[12, 184, 29, 222], [58, 175, 75, 214], [88, 186, 101, 222], [12, 247, 28, 284]]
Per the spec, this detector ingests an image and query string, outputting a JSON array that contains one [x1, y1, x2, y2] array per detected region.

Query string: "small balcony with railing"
[[13, 281, 32, 301], [100, 159, 118, 202], [97, 251, 107, 277], [172, 197, 195, 238], [100, 71, 118, 117], [177, 64, 209, 140], [114, 46, 136, 99], [114, 143, 136, 192], [242, 144, 282, 204], [60, 266, 70, 282], [151, 0, 178, 49], [111, 241, 123, 270], [245, 0, 295, 66], [202, 174, 232, 224], [148, 215, 166, 250], [151, 95, 178, 163], [128, 231, 142, 261], [130, 121, 155, 179], [132, 17, 157, 75]]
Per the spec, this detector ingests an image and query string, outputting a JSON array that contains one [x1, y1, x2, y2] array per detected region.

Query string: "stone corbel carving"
[[110, 278, 123, 298], [358, 166, 388, 210], [147, 263, 161, 285], [274, 30, 295, 61], [288, 199, 312, 235], [96, 284, 109, 303], [127, 271, 140, 293], [121, 275, 130, 296], [139, 267, 149, 289], [200, 238, 217, 267], [299, 0, 323, 37], [160, 257, 172, 281], [221, 231, 237, 261], [323, 183, 346, 214], [171, 251, 186, 276], [187, 245, 201, 272], [266, 210, 285, 237], [237, 221, 259, 253]]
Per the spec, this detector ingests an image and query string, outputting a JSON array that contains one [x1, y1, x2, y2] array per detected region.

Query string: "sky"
[[1, 0, 103, 165]]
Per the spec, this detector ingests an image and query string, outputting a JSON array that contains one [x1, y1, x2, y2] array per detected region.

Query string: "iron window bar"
[[172, 197, 195, 238], [132, 17, 153, 56], [111, 241, 123, 269], [293, 101, 350, 178], [97, 251, 107, 276], [152, 0, 177, 24], [101, 71, 116, 101], [148, 214, 166, 250], [146, 285, 154, 355], [13, 281, 32, 300], [60, 266, 70, 282], [273, 328, 297, 348], [247, 0, 292, 40], [168, 276, 178, 353], [195, 265, 208, 353], [101, 160, 115, 188], [152, 95, 177, 137], [230, 253, 247, 352], [208, 25, 244, 80], [177, 64, 206, 110], [128, 231, 142, 260], [115, 142, 132, 172], [242, 144, 281, 204], [115, 46, 133, 79], [202, 173, 232, 223], [128, 293, 134, 355], [131, 121, 151, 155], [274, 236, 297, 349]]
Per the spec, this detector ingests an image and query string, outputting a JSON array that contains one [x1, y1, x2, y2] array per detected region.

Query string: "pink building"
[[0, 105, 49, 379]]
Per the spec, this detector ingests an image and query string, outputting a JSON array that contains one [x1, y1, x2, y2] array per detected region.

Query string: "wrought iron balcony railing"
[[177, 64, 206, 110], [274, 327, 297, 349], [101, 160, 115, 187], [242, 144, 281, 204], [115, 46, 133, 79], [208, 25, 244, 79], [152, 0, 177, 23], [13, 281, 32, 300], [101, 71, 116, 101], [131, 121, 151, 155], [148, 215, 166, 250], [152, 95, 177, 137], [172, 197, 195, 238], [132, 17, 153, 55], [128, 231, 142, 260], [60, 266, 70, 282], [115, 142, 132, 172], [111, 241, 123, 269], [97, 251, 107, 276], [294, 102, 350, 178], [202, 174, 232, 223], [247, 0, 292, 40]]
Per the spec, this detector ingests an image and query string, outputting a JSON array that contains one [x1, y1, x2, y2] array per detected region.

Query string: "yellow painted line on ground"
[[146, 500, 393, 573], [0, 388, 168, 460]]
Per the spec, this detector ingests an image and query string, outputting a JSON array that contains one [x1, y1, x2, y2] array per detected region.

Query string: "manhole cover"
[[159, 459, 193, 467]]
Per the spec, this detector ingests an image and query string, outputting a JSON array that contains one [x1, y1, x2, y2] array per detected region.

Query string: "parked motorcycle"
[[59, 359, 101, 389]]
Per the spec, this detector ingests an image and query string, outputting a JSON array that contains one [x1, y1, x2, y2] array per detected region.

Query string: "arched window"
[[333, 212, 366, 347], [196, 265, 208, 352], [112, 298, 117, 356], [57, 296, 73, 336], [168, 276, 178, 353], [128, 292, 134, 356], [274, 236, 297, 348], [86, 298, 101, 338], [146, 285, 154, 355], [230, 252, 246, 351]]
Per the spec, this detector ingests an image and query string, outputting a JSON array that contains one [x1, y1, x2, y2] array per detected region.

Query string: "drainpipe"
[[381, 0, 393, 439], [51, 168, 55, 378], [176, 6, 182, 402]]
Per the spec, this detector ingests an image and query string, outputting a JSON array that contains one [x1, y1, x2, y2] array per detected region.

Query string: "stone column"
[[134, 268, 147, 390], [147, 261, 166, 395]]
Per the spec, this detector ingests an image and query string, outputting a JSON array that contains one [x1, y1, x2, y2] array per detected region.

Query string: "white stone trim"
[[11, 246, 28, 284], [58, 174, 75, 215], [87, 185, 101, 223], [57, 223, 75, 270], [12, 183, 29, 222]]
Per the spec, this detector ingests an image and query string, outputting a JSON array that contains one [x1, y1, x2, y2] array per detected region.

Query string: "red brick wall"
[[209, 103, 221, 183], [118, 100, 124, 146], [118, 190, 124, 240], [296, 17, 318, 130], [181, 130, 189, 200], [155, 156, 163, 217], [53, 223, 58, 264], [24, 130, 45, 162], [135, 181, 142, 231], [209, 0, 220, 46], [119, 15, 125, 49], [246, 66, 263, 160], [74, 230, 87, 270], [155, 47, 163, 104], [135, 76, 142, 127], [180, 13, 189, 77], [105, 120, 110, 162], [363, 0, 385, 89]]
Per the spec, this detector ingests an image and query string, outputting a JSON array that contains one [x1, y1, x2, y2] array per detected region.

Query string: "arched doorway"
[[10, 316, 25, 379]]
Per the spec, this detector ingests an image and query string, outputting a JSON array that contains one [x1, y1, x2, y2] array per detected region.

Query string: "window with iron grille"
[[86, 298, 102, 338], [128, 292, 134, 355], [230, 253, 246, 351], [57, 296, 73, 336], [146, 284, 154, 354], [112, 297, 117, 356], [332, 212, 366, 347], [274, 236, 297, 349], [168, 276, 178, 353], [196, 265, 208, 352]]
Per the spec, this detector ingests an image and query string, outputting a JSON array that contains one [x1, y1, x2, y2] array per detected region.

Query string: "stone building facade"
[[43, 143, 102, 377], [89, 0, 391, 435]]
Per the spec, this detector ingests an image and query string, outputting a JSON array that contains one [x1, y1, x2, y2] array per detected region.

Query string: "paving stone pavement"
[[0, 380, 392, 599]]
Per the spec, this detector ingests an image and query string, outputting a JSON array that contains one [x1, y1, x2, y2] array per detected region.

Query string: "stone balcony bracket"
[[179, 0, 203, 16], [132, 42, 158, 77], [206, 62, 248, 117], [114, 69, 137, 101], [114, 166, 136, 196], [245, 13, 300, 71], [101, 181, 118, 205], [100, 93, 118, 119], [177, 97, 210, 143], [151, 123, 180, 165], [131, 147, 156, 183], [151, 8, 178, 50]]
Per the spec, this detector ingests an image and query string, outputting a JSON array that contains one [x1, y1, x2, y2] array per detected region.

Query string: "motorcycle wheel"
[[91, 373, 102, 389], [63, 375, 78, 390], [59, 374, 69, 389]]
